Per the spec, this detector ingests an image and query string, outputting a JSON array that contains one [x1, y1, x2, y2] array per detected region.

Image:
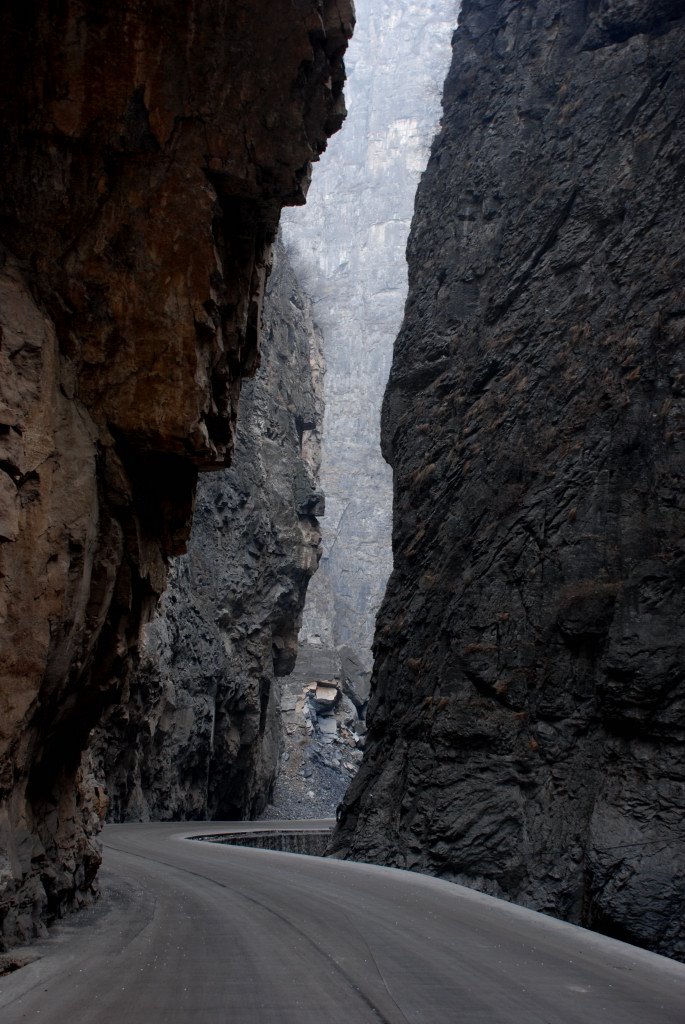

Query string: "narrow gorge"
[[96, 0, 460, 826], [283, 0, 459, 669], [0, 0, 683, 977]]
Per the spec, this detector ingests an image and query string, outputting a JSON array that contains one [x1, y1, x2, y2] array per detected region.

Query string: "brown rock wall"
[[0, 0, 353, 947]]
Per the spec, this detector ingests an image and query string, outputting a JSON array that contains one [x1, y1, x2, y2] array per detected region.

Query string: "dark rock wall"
[[0, 0, 352, 949], [94, 241, 325, 822], [333, 0, 685, 961]]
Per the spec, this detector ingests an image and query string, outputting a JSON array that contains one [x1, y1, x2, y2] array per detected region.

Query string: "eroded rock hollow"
[[333, 0, 685, 961], [0, 0, 353, 948]]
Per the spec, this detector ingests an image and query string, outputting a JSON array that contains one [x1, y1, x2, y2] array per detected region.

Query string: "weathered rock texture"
[[283, 0, 459, 667], [0, 0, 352, 948], [264, 643, 368, 820], [94, 240, 325, 822], [333, 0, 685, 962]]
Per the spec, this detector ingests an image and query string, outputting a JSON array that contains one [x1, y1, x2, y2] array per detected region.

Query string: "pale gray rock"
[[267, 0, 460, 818], [283, 0, 460, 668], [263, 640, 368, 819]]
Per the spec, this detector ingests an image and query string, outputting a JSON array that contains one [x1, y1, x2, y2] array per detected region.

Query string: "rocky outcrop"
[[94, 240, 325, 822], [265, 642, 369, 819], [333, 0, 685, 961], [283, 0, 459, 667], [0, 0, 353, 949]]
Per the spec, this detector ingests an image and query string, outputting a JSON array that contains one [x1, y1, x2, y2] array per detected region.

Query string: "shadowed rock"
[[93, 241, 326, 823], [332, 0, 685, 962]]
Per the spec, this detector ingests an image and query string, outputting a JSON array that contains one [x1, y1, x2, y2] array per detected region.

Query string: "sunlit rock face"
[[0, 0, 352, 949], [94, 241, 325, 822], [283, 0, 460, 668], [333, 0, 685, 962]]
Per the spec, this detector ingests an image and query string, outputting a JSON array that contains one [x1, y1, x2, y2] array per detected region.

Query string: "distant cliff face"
[[94, 241, 325, 822], [333, 0, 685, 961], [283, 0, 459, 667], [0, 0, 352, 949]]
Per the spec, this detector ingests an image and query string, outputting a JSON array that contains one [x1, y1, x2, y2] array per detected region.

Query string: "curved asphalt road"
[[1, 820, 683, 1023]]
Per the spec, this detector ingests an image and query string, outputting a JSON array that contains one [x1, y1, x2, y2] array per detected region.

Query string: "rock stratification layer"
[[94, 241, 325, 822], [333, 0, 685, 961], [0, 0, 352, 948]]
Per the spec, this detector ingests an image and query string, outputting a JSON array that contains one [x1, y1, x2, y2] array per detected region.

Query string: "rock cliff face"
[[94, 240, 325, 822], [0, 0, 352, 949], [333, 0, 685, 961], [283, 0, 459, 667]]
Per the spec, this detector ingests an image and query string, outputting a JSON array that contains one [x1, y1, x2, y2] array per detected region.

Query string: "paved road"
[[1, 821, 684, 1023]]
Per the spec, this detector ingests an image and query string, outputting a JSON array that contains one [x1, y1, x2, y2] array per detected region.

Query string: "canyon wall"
[[283, 0, 460, 668], [94, 240, 325, 822], [0, 0, 352, 949], [333, 0, 685, 961]]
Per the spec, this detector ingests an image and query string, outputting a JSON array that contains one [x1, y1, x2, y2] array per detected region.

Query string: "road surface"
[[1, 820, 683, 1023]]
